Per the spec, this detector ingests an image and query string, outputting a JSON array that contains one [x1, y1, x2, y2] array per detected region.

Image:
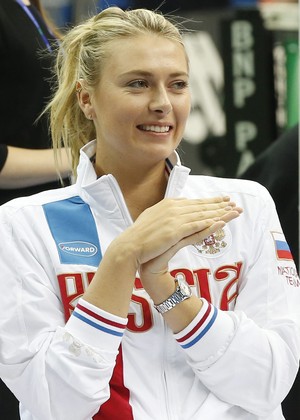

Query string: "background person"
[[240, 124, 299, 270], [0, 0, 70, 418], [0, 145, 70, 190], [0, 0, 71, 207]]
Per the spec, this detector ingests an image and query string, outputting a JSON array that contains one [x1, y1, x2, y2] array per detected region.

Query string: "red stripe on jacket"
[[94, 345, 134, 419]]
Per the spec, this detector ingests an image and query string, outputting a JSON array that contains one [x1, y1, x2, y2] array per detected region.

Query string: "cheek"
[[175, 91, 191, 113], [115, 102, 143, 127]]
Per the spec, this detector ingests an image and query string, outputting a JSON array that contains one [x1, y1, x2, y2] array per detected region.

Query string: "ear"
[[76, 83, 95, 120]]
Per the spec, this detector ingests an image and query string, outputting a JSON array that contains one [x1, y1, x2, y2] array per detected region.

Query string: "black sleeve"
[[239, 124, 299, 270], [0, 144, 8, 172]]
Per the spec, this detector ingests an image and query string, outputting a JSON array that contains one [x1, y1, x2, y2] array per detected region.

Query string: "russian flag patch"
[[271, 231, 293, 261]]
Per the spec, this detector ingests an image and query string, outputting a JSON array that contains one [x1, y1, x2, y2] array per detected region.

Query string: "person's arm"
[[0, 146, 71, 188]]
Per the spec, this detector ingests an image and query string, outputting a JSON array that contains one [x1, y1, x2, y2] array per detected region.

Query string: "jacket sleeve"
[[0, 205, 127, 420], [174, 184, 300, 417]]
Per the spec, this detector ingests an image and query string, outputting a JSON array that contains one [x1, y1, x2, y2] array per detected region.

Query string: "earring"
[[75, 81, 82, 93]]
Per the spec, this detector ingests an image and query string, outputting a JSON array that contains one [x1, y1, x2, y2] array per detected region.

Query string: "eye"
[[171, 80, 189, 90], [128, 80, 149, 88]]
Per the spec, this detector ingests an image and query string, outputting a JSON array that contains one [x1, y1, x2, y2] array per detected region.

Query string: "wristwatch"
[[153, 279, 192, 314]]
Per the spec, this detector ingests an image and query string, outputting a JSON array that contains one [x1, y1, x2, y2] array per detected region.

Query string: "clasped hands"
[[128, 196, 243, 280], [84, 195, 243, 321]]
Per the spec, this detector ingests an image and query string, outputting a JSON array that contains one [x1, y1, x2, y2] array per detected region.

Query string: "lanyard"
[[15, 0, 53, 52]]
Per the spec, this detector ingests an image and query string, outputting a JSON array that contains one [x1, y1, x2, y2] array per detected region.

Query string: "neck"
[[95, 158, 168, 220], [121, 171, 168, 221]]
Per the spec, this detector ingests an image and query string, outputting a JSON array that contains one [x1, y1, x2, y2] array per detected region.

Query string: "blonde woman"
[[0, 7, 299, 420]]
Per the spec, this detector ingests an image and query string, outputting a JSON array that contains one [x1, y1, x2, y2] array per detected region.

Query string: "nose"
[[149, 87, 172, 115]]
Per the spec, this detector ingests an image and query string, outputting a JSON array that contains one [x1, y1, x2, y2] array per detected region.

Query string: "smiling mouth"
[[138, 125, 171, 133]]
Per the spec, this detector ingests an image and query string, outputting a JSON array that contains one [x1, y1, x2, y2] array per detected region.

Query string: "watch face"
[[179, 280, 192, 297], [154, 279, 192, 314]]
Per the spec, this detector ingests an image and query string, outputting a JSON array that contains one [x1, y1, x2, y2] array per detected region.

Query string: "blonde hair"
[[47, 7, 185, 176]]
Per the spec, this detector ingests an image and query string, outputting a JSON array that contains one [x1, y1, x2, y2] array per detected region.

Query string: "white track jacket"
[[0, 140, 299, 420]]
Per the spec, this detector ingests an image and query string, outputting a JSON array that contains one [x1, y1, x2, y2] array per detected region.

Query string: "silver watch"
[[153, 279, 192, 314]]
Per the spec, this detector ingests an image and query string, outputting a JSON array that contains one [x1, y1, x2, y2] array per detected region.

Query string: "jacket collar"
[[75, 140, 191, 204]]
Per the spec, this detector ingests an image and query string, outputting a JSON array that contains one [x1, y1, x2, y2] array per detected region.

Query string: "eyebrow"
[[118, 70, 189, 79]]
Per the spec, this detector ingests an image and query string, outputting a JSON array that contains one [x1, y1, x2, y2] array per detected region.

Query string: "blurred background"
[[43, 0, 298, 178]]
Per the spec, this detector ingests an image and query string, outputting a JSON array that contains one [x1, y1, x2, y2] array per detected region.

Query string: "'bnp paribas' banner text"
[[180, 7, 297, 177]]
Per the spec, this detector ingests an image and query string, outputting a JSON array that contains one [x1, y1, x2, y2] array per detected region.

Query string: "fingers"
[[170, 218, 226, 254], [140, 219, 227, 279], [126, 196, 243, 266], [220, 208, 243, 223], [174, 205, 242, 242], [138, 198, 243, 283], [159, 197, 242, 221], [189, 204, 242, 222], [165, 196, 233, 214], [139, 219, 227, 279]]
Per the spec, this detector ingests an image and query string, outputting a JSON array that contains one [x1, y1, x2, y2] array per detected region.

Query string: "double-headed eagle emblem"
[[193, 228, 227, 255]]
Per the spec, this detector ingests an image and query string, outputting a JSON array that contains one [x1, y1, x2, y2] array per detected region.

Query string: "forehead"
[[102, 34, 189, 77]]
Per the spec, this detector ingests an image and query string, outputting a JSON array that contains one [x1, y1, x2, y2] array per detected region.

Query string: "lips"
[[138, 124, 171, 133]]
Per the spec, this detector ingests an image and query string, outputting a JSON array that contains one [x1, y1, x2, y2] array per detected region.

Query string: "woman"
[[0, 7, 299, 420], [0, 0, 70, 202]]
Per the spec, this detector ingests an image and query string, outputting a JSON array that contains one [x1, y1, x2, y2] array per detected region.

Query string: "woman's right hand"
[[124, 196, 242, 271]]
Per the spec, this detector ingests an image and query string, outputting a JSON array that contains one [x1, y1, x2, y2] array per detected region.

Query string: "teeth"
[[140, 125, 170, 133]]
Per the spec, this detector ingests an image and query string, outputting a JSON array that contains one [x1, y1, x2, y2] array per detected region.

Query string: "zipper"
[[162, 322, 174, 420], [106, 170, 185, 419], [106, 175, 133, 228], [108, 174, 175, 418]]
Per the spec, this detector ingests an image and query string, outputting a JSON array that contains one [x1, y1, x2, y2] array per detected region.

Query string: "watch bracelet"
[[154, 283, 191, 314]]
